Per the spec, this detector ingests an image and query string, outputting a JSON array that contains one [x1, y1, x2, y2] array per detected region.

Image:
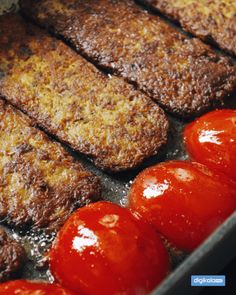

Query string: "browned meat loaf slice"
[[0, 228, 26, 282], [0, 100, 101, 231], [0, 14, 168, 172], [20, 0, 236, 117], [139, 0, 236, 56]]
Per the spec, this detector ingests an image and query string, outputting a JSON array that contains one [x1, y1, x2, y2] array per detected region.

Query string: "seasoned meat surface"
[[0, 100, 101, 231], [140, 0, 236, 56], [0, 228, 26, 282], [0, 14, 168, 172], [20, 0, 236, 117]]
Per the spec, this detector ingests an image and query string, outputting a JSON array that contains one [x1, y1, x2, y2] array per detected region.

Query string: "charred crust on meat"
[[139, 0, 236, 56], [0, 13, 169, 172], [0, 228, 26, 282], [0, 100, 101, 231], [19, 0, 236, 117]]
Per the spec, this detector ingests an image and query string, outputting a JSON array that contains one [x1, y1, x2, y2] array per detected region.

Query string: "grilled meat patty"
[[0, 228, 26, 282], [139, 0, 236, 56], [0, 100, 100, 231], [0, 14, 168, 172], [20, 0, 236, 117]]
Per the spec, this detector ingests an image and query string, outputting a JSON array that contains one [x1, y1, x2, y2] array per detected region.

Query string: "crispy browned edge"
[[0, 13, 169, 172], [139, 0, 236, 56], [19, 0, 236, 118], [0, 228, 26, 282], [0, 99, 101, 231]]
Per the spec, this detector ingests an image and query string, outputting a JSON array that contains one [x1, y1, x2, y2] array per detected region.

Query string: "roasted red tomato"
[[49, 201, 170, 295], [0, 280, 75, 294], [184, 109, 236, 180], [128, 161, 236, 252]]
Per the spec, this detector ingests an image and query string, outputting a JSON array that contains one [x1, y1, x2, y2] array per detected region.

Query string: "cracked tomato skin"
[[128, 161, 236, 252], [0, 280, 75, 294], [49, 201, 170, 295], [184, 109, 236, 180]]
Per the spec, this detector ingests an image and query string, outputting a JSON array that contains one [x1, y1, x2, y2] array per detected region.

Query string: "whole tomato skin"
[[128, 161, 236, 252], [0, 280, 75, 294], [184, 109, 236, 180], [49, 201, 170, 295]]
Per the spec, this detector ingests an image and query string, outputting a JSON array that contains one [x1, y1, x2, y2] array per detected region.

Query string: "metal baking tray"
[[0, 1, 236, 294]]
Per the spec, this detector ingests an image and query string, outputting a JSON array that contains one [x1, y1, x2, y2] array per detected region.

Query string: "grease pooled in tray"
[[0, 0, 235, 285], [0, 113, 187, 281]]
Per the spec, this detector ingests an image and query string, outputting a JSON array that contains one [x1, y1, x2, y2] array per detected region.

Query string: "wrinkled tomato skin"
[[0, 280, 75, 294], [184, 109, 236, 180], [128, 161, 236, 252], [49, 201, 170, 295]]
